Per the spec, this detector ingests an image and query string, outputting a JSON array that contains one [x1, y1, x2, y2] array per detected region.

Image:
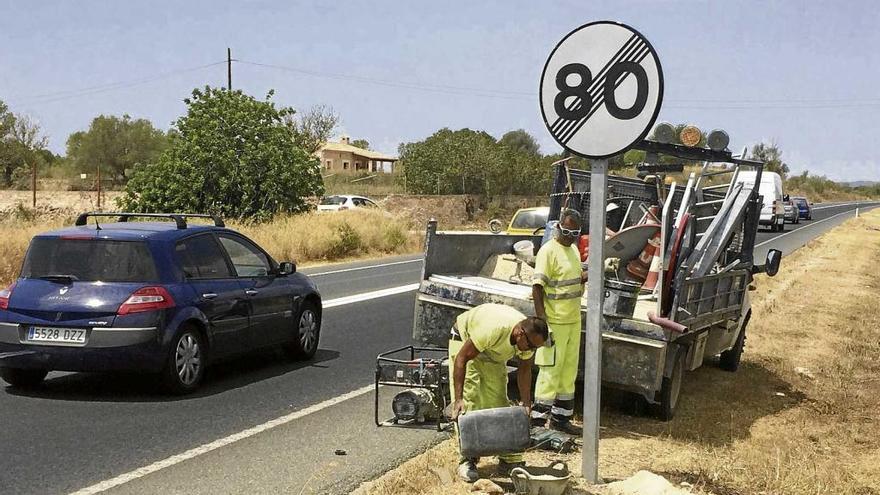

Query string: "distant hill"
[[843, 181, 879, 188]]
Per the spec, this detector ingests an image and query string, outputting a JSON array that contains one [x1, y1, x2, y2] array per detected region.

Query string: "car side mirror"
[[753, 249, 782, 277], [278, 261, 296, 276]]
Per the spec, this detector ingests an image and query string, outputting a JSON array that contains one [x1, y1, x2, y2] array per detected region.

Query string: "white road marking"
[[812, 201, 878, 211], [68, 282, 422, 494], [755, 206, 873, 248], [323, 283, 420, 308], [69, 384, 375, 495], [308, 258, 422, 277]]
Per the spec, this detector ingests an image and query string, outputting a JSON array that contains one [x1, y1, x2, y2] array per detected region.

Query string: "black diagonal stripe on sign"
[[560, 45, 651, 145], [558, 43, 650, 144], [552, 38, 646, 140], [550, 35, 639, 135], [549, 34, 639, 134], [560, 44, 650, 145]]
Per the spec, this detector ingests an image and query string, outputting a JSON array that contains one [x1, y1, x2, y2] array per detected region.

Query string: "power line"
[[8, 61, 227, 105], [236, 59, 535, 100]]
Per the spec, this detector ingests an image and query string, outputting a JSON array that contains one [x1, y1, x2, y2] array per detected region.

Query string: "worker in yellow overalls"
[[531, 208, 587, 435], [449, 303, 549, 482]]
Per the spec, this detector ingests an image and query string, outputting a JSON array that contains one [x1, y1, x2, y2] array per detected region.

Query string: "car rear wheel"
[[0, 368, 48, 388], [162, 326, 206, 394], [285, 302, 320, 360]]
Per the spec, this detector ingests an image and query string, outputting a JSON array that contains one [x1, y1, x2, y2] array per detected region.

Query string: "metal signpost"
[[539, 21, 664, 483]]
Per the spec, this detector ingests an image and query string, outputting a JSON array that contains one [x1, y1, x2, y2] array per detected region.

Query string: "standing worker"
[[450, 303, 549, 482], [531, 208, 587, 435]]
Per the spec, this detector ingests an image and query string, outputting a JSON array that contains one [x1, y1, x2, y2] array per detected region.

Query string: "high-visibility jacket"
[[453, 303, 534, 363], [532, 238, 583, 324]]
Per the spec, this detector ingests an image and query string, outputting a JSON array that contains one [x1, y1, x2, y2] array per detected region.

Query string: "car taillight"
[[0, 282, 15, 310], [117, 286, 175, 315]]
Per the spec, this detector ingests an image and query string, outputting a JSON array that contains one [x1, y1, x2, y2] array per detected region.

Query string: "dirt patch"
[[352, 210, 880, 495]]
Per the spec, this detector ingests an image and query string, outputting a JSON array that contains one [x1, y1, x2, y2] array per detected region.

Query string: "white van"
[[737, 171, 785, 232]]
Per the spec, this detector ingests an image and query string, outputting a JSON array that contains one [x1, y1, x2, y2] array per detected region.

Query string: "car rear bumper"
[[0, 322, 164, 372]]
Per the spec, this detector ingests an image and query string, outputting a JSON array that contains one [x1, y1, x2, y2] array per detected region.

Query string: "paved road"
[[0, 201, 876, 495]]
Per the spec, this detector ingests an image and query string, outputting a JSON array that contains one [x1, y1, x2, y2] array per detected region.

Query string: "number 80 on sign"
[[540, 22, 664, 159]]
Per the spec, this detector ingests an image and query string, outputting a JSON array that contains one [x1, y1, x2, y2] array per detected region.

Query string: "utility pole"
[[31, 162, 36, 208], [227, 47, 232, 90]]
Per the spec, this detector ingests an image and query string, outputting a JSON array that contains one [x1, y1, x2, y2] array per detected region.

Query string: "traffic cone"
[[626, 232, 661, 281], [642, 246, 662, 291]]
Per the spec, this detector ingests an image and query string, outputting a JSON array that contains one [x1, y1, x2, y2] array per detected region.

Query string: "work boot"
[[457, 460, 479, 483], [549, 419, 582, 436], [497, 460, 526, 476]]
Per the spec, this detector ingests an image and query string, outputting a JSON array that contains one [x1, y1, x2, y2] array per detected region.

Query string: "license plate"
[[26, 327, 87, 345]]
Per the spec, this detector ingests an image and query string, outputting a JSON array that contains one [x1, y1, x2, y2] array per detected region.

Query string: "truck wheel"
[[0, 368, 48, 388], [651, 348, 685, 421], [719, 319, 748, 372]]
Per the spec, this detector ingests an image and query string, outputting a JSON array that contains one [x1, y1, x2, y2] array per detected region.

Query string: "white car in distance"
[[317, 195, 380, 212]]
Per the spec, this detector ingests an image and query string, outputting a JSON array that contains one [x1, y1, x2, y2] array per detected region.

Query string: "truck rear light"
[[0, 282, 15, 310], [117, 286, 175, 315]]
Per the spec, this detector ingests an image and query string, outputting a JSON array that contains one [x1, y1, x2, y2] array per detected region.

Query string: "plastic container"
[[458, 406, 530, 458], [513, 240, 536, 266]]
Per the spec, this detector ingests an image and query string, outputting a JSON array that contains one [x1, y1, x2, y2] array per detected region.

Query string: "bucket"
[[513, 240, 536, 266], [510, 461, 571, 495], [458, 406, 530, 458], [603, 279, 641, 318]]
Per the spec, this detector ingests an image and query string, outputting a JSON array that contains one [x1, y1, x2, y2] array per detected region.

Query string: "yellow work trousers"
[[534, 320, 581, 422], [449, 341, 523, 463]]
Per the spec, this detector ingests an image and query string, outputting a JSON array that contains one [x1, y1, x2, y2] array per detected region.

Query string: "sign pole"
[[582, 158, 607, 483], [539, 21, 663, 484]]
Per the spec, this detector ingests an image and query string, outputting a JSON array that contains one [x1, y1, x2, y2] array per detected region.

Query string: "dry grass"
[[353, 210, 880, 495], [0, 210, 421, 287]]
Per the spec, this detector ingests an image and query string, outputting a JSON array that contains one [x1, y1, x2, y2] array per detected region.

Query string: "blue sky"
[[2, 0, 878, 181]]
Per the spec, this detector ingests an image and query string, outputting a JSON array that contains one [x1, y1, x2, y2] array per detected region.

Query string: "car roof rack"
[[74, 212, 225, 229]]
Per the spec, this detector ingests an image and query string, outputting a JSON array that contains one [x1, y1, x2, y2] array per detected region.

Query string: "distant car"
[[793, 196, 812, 220], [0, 213, 322, 394], [317, 195, 380, 212], [783, 200, 800, 224], [506, 207, 550, 235], [738, 171, 785, 232]]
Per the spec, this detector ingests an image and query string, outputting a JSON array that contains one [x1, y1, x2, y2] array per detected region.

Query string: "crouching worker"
[[449, 303, 549, 482]]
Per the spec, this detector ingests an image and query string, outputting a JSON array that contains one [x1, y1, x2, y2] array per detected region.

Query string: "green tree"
[[65, 114, 167, 184], [119, 87, 324, 221], [350, 139, 370, 150], [749, 141, 790, 177], [499, 129, 540, 156], [399, 128, 504, 195]]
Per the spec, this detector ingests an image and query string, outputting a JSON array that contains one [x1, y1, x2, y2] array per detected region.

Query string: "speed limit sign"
[[540, 21, 663, 158]]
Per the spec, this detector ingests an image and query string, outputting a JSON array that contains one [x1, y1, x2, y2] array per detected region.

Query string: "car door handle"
[[245, 289, 259, 296], [202, 293, 218, 300]]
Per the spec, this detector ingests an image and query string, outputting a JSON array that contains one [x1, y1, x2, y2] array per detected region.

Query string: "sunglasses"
[[519, 329, 542, 350], [558, 225, 581, 237]]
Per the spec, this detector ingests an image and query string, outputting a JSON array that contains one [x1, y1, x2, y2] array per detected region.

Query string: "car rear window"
[[795, 198, 808, 206], [511, 210, 548, 230], [21, 238, 159, 282], [320, 196, 346, 205]]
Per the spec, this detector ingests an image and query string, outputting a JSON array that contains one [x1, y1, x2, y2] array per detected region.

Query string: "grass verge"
[[0, 210, 421, 287], [353, 209, 880, 495]]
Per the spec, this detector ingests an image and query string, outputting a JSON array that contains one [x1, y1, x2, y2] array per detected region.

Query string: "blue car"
[[0, 213, 322, 393], [793, 196, 812, 220]]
